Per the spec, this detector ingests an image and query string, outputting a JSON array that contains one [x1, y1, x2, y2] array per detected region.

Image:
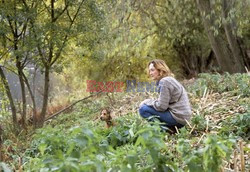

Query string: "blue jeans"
[[139, 105, 183, 128]]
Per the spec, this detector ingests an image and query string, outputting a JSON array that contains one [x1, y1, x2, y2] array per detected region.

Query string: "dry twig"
[[234, 149, 237, 172], [239, 140, 245, 172]]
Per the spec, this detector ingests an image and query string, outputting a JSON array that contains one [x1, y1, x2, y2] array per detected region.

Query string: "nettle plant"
[[23, 112, 188, 172], [24, 125, 110, 171], [219, 112, 250, 139], [177, 134, 235, 172], [21, 98, 241, 172], [188, 73, 250, 97]]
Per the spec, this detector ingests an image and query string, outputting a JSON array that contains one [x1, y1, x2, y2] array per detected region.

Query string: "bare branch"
[[0, 65, 19, 76], [21, 0, 28, 8], [0, 47, 13, 61], [66, 8, 73, 22], [53, 0, 69, 22], [45, 91, 102, 121], [5, 35, 13, 42], [51, 0, 85, 65], [41, 0, 50, 14], [6, 17, 15, 37], [131, 31, 157, 48]]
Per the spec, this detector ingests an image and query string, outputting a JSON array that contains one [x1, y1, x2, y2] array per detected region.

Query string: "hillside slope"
[[1, 73, 249, 171]]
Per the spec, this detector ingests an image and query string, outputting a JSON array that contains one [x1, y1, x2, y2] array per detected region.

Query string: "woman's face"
[[149, 63, 160, 80]]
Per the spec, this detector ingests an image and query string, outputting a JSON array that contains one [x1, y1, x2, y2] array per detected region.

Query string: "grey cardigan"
[[143, 77, 192, 125]]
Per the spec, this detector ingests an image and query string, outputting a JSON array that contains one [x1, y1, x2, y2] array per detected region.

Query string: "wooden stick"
[[174, 126, 179, 134], [189, 124, 196, 134], [45, 91, 102, 121], [245, 66, 249, 73], [234, 149, 237, 172], [239, 140, 245, 172], [202, 87, 207, 99], [199, 87, 207, 110], [197, 133, 205, 145], [205, 117, 209, 133], [203, 89, 209, 106], [185, 119, 192, 128], [18, 157, 23, 172]]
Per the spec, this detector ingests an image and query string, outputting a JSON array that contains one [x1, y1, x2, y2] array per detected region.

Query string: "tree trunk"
[[21, 71, 38, 128], [0, 67, 19, 132], [16, 61, 27, 128], [13, 1, 27, 128], [222, 0, 246, 72], [174, 44, 216, 78], [36, 0, 54, 127], [196, 0, 245, 73], [38, 66, 50, 127], [14, 32, 27, 128]]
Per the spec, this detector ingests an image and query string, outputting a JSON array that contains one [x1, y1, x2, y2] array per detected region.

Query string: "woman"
[[139, 59, 192, 131]]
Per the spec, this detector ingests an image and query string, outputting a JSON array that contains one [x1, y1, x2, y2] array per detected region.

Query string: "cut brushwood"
[[45, 91, 102, 121]]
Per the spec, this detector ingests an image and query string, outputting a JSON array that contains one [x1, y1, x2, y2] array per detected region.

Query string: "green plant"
[[191, 114, 207, 131], [203, 135, 235, 172], [188, 73, 250, 97], [219, 112, 250, 139], [177, 135, 235, 172]]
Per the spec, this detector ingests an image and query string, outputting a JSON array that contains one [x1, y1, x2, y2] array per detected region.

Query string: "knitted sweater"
[[143, 77, 192, 125]]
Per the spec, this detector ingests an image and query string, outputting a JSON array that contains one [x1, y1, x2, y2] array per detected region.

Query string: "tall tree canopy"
[[0, 0, 249, 131]]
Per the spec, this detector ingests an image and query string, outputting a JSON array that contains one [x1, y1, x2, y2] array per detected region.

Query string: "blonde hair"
[[148, 59, 174, 79]]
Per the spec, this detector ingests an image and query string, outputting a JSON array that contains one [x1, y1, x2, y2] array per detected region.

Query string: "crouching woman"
[[139, 59, 192, 131]]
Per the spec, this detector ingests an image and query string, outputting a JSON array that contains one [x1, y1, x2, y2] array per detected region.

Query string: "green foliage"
[[135, 125, 171, 171], [188, 72, 250, 139], [177, 135, 235, 172], [188, 73, 250, 97], [24, 125, 110, 171], [0, 83, 9, 118], [21, 109, 240, 171], [22, 110, 178, 171], [191, 114, 207, 131], [220, 112, 250, 139], [177, 138, 204, 172], [203, 135, 235, 172]]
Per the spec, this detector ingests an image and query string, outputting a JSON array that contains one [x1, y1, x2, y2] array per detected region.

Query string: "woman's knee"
[[139, 105, 148, 118]]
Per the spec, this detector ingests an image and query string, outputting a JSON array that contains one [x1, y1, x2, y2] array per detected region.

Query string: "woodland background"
[[0, 0, 249, 171]]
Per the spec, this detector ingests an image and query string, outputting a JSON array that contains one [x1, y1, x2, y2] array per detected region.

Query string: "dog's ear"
[[106, 108, 111, 115], [107, 114, 112, 121]]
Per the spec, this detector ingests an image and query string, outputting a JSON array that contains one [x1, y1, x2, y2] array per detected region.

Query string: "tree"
[[26, 0, 104, 127], [99, 0, 250, 77], [196, 0, 249, 73], [94, 0, 215, 78], [0, 66, 18, 131], [0, 0, 105, 129], [0, 0, 36, 130]]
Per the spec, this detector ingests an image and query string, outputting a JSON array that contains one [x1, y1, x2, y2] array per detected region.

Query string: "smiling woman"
[[139, 59, 192, 131]]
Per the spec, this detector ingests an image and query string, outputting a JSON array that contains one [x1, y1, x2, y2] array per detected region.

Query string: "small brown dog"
[[100, 108, 116, 128]]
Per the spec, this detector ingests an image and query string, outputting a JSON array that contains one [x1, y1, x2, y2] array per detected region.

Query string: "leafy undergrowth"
[[1, 73, 249, 171]]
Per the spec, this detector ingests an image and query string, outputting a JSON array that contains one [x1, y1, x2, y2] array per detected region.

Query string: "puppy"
[[100, 108, 116, 128]]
